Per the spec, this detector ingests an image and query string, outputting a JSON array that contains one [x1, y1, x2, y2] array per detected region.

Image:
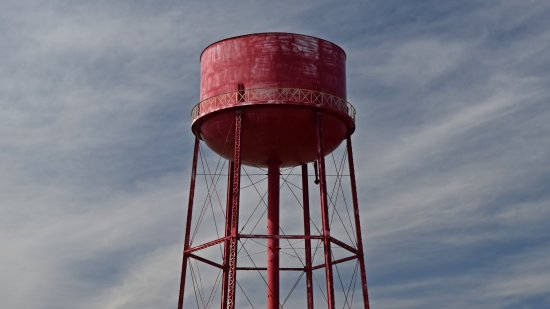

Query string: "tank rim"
[[199, 32, 347, 62], [191, 103, 356, 142]]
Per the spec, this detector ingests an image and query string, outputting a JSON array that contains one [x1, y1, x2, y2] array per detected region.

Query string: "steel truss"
[[179, 110, 370, 308]]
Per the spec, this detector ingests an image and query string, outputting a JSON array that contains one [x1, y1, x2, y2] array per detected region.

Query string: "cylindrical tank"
[[191, 32, 355, 167]]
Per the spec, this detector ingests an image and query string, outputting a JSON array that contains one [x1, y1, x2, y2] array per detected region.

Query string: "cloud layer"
[[1, 0, 549, 308]]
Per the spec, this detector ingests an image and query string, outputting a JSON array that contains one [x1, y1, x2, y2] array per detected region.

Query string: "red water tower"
[[178, 33, 370, 308]]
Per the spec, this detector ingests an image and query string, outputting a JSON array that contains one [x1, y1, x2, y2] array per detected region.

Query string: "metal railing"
[[191, 87, 355, 122]]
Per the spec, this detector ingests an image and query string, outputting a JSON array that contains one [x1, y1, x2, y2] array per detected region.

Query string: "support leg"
[[266, 161, 280, 309], [316, 113, 336, 309], [227, 111, 243, 309], [347, 137, 371, 309], [178, 136, 200, 309], [302, 164, 314, 309], [221, 161, 234, 308]]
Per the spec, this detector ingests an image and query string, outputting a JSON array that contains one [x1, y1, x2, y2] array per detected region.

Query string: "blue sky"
[[1, 0, 549, 308]]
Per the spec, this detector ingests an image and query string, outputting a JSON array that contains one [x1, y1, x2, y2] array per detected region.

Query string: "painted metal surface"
[[348, 137, 372, 308], [301, 164, 314, 309], [177, 137, 199, 309], [266, 161, 280, 309], [221, 161, 234, 309], [193, 33, 353, 167], [192, 87, 355, 123], [199, 33, 346, 101], [198, 104, 350, 167], [178, 33, 371, 309], [227, 111, 242, 309], [316, 113, 336, 309]]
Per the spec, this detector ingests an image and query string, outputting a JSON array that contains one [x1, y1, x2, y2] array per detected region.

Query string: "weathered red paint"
[[266, 161, 280, 309], [192, 33, 353, 167], [179, 33, 371, 309], [221, 161, 234, 309], [348, 137, 372, 308], [301, 164, 314, 308], [316, 113, 336, 309], [227, 111, 242, 309], [177, 136, 199, 309], [199, 33, 346, 101]]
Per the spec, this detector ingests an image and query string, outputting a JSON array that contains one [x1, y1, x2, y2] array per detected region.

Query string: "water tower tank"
[[179, 33, 370, 309], [191, 33, 355, 167]]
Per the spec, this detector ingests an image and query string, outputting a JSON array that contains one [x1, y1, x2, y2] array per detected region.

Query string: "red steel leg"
[[347, 137, 371, 309], [267, 161, 280, 309], [178, 136, 200, 309], [221, 161, 234, 308], [227, 111, 243, 309], [316, 113, 336, 309], [302, 164, 314, 309]]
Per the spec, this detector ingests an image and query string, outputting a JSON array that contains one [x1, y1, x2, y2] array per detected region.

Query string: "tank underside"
[[193, 104, 352, 167]]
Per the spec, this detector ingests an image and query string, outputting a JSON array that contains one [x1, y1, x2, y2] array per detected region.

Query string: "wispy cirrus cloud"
[[1, 0, 549, 308]]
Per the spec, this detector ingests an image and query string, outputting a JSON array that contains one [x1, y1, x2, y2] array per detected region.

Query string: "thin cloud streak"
[[1, 0, 549, 308]]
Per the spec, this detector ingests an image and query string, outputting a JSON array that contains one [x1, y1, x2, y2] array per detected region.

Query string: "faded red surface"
[[200, 33, 347, 100], [193, 33, 352, 167]]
